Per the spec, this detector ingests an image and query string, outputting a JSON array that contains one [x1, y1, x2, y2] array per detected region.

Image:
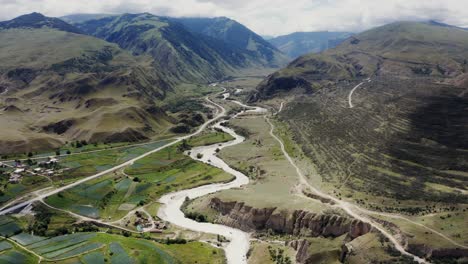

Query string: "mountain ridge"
[[0, 12, 83, 34]]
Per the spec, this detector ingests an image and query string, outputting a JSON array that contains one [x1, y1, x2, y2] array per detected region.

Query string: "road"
[[0, 96, 226, 216], [348, 78, 371, 108], [0, 138, 174, 164]]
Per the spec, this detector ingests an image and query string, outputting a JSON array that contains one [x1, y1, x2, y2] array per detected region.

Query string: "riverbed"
[[157, 91, 267, 264]]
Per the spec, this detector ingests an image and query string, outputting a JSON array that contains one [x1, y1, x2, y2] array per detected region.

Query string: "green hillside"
[[0, 14, 174, 154]]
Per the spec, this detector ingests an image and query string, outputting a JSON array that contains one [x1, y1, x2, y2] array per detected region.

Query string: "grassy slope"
[[0, 27, 174, 154]]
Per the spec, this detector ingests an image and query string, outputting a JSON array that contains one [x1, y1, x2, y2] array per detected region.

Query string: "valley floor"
[[0, 76, 466, 264]]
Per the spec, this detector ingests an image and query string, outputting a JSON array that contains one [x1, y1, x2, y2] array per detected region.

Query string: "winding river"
[[157, 90, 267, 264]]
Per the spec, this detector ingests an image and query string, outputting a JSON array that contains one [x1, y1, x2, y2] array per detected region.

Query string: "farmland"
[[1, 231, 225, 263], [44, 132, 234, 222]]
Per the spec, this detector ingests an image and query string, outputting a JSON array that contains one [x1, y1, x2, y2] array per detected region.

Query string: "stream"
[[157, 90, 267, 264]]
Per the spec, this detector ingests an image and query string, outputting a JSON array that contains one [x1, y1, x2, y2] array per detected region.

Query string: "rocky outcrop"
[[289, 239, 311, 263], [209, 198, 371, 239]]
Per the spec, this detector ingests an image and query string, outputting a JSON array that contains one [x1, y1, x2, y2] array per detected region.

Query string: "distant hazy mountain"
[[61, 13, 114, 24], [268, 31, 352, 58], [172, 17, 289, 67]]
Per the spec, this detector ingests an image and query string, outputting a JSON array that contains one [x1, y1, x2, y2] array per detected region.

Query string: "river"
[[157, 91, 267, 264]]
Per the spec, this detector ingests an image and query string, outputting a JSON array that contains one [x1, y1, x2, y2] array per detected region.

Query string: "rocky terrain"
[[210, 198, 371, 239]]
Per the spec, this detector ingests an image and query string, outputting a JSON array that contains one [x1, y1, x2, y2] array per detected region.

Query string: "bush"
[[170, 124, 191, 134]]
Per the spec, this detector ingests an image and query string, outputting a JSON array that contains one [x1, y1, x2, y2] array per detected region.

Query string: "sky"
[[1, 0, 468, 36]]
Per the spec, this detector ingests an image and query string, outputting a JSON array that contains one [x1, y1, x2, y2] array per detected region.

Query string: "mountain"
[[268, 31, 352, 58], [173, 17, 288, 67], [0, 13, 174, 154], [74, 14, 288, 84], [0, 12, 83, 34], [254, 21, 468, 99]]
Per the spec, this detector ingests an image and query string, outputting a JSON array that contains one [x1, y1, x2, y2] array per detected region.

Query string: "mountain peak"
[[0, 12, 82, 34]]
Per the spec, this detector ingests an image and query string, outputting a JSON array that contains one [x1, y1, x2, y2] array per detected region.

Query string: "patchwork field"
[[44, 132, 234, 221], [1, 231, 225, 263]]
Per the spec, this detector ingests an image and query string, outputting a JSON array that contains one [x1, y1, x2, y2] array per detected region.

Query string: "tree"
[[66, 150, 71, 155], [55, 150, 60, 156], [27, 152, 33, 157]]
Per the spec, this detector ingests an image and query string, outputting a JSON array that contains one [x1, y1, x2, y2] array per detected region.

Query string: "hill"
[[0, 12, 83, 34], [268, 31, 352, 58], [0, 13, 174, 154]]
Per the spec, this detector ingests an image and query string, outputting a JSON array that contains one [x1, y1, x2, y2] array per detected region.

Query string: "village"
[[0, 156, 66, 184]]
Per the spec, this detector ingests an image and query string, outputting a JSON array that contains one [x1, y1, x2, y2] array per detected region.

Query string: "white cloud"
[[0, 0, 467, 36]]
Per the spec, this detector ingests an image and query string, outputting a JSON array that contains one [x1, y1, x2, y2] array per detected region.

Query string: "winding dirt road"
[[265, 112, 428, 263]]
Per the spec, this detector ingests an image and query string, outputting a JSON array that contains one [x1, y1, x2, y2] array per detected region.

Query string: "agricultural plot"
[[0, 241, 12, 251], [81, 251, 105, 264], [45, 134, 233, 221], [109, 242, 133, 264], [0, 249, 37, 263], [57, 139, 173, 181], [11, 233, 47, 246], [24, 233, 103, 260], [90, 233, 225, 264], [0, 218, 22, 237]]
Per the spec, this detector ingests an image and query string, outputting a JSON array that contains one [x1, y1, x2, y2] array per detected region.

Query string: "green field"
[[0, 217, 22, 237], [0, 230, 226, 263], [45, 133, 234, 221], [58, 139, 174, 181]]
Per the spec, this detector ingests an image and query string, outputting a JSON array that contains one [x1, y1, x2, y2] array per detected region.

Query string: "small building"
[[14, 168, 25, 174], [33, 168, 43, 172], [9, 174, 21, 183]]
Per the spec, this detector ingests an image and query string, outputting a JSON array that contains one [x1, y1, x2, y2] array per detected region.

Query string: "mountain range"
[[0, 12, 287, 154]]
